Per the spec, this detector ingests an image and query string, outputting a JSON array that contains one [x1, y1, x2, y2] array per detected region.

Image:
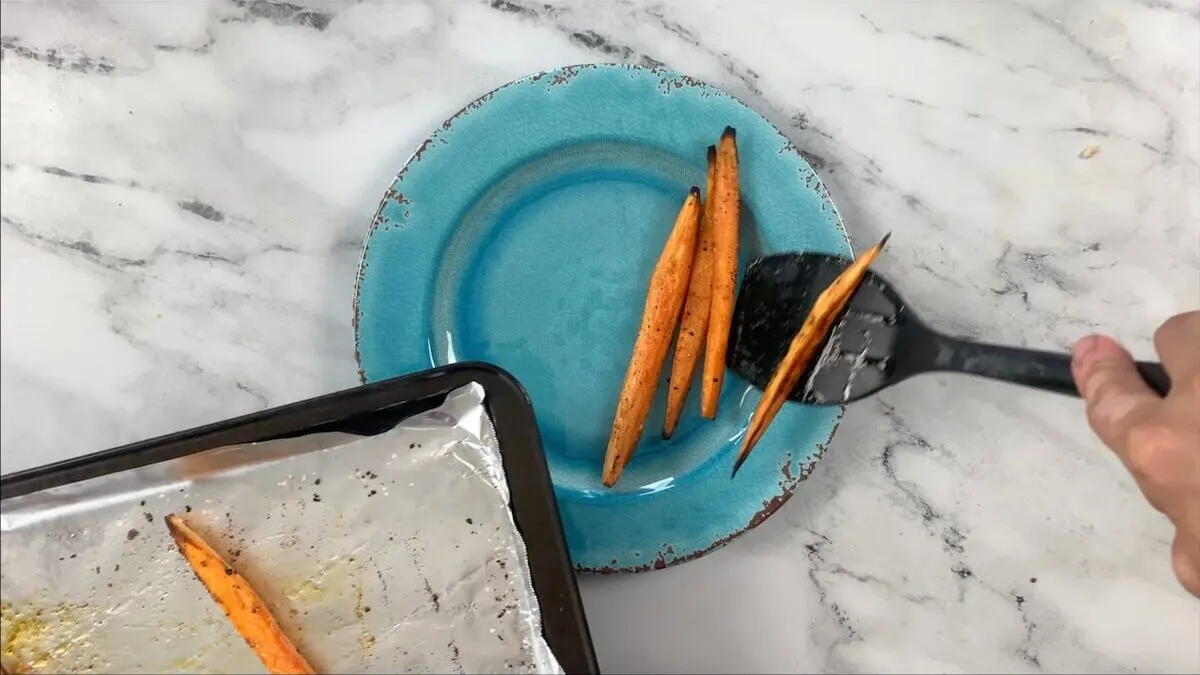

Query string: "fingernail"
[[1072, 335, 1130, 397], [1073, 335, 1103, 370], [1072, 334, 1125, 384]]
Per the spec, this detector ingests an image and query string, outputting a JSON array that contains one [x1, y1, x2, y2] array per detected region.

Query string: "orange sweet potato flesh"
[[662, 146, 718, 440], [733, 234, 891, 474], [701, 127, 740, 419], [603, 187, 703, 486], [165, 514, 316, 675]]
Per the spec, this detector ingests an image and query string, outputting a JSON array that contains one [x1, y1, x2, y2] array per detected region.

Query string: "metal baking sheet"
[[1, 383, 563, 674]]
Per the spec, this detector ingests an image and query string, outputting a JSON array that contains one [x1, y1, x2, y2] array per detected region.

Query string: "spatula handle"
[[930, 336, 1171, 398]]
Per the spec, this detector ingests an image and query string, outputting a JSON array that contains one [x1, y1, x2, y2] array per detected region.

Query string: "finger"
[[1172, 530, 1200, 599], [1072, 335, 1161, 454], [1154, 310, 1200, 384]]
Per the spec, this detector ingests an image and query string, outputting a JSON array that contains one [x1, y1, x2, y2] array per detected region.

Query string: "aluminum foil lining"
[[1, 383, 563, 674]]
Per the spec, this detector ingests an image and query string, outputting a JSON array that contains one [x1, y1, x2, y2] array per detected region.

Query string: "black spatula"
[[726, 252, 1170, 405]]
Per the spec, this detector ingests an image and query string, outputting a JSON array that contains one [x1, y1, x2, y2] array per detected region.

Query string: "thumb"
[[1072, 334, 1161, 457]]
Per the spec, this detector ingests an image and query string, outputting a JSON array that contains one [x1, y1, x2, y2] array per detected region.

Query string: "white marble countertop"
[[2, 1, 1197, 672]]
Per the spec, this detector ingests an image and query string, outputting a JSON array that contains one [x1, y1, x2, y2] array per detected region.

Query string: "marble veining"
[[1, 1, 1197, 673]]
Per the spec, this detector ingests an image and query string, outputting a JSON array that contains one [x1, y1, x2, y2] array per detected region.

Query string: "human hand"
[[1071, 311, 1200, 597]]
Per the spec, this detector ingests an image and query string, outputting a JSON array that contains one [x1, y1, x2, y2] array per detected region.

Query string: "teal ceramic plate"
[[355, 64, 851, 572]]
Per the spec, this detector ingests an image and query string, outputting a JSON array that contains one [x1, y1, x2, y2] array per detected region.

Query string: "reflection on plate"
[[354, 64, 851, 572]]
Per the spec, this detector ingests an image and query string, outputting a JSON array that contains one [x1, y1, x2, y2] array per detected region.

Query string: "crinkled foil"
[[1, 383, 563, 674]]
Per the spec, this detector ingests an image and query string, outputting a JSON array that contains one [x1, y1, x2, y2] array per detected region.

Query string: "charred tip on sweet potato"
[[722, 126, 736, 139], [707, 144, 717, 161], [689, 185, 701, 196]]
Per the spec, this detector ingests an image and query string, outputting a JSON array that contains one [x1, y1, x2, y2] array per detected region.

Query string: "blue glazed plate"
[[355, 64, 851, 572]]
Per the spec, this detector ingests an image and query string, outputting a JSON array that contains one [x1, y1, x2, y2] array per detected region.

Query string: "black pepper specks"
[[127, 528, 139, 541], [313, 494, 322, 503]]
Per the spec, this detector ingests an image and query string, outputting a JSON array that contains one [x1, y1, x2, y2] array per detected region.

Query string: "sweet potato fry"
[[732, 233, 891, 476], [662, 147, 718, 440], [701, 127, 740, 419], [602, 187, 703, 486], [165, 514, 316, 675]]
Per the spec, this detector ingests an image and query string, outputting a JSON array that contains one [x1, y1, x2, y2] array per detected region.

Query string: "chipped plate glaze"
[[354, 64, 851, 573]]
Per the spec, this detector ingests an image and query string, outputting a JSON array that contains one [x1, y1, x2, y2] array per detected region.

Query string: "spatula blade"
[[726, 252, 907, 405]]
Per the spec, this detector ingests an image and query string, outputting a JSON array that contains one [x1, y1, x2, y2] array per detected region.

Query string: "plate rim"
[[352, 62, 852, 573]]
